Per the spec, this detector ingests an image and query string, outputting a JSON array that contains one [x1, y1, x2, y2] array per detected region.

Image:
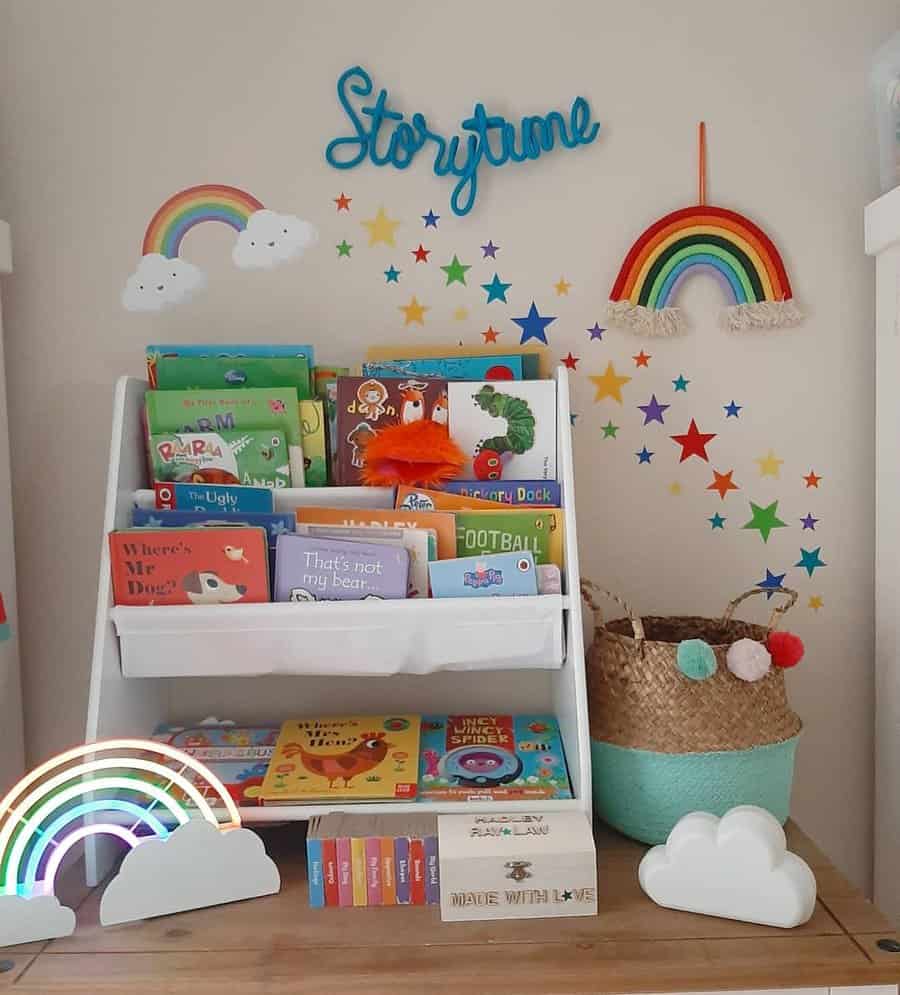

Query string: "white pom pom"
[[726, 638, 772, 682]]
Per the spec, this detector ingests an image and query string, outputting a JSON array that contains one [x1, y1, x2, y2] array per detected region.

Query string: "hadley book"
[[295, 506, 457, 560]]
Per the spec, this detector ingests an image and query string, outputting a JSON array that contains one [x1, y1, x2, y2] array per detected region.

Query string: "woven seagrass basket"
[[583, 581, 802, 845]]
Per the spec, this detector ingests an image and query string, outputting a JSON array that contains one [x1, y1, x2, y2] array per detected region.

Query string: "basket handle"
[[580, 579, 645, 650], [721, 586, 798, 633]]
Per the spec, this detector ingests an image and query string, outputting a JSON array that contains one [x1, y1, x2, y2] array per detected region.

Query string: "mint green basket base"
[[591, 735, 800, 845]]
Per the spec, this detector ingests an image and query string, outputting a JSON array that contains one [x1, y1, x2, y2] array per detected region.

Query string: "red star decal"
[[803, 470, 822, 488], [562, 352, 579, 370], [334, 192, 351, 211], [412, 244, 430, 263], [632, 350, 651, 368], [670, 419, 717, 463], [482, 326, 500, 343], [707, 469, 739, 500]]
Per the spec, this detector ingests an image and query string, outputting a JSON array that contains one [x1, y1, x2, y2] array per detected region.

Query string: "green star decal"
[[501, 827, 512, 836], [441, 254, 471, 286], [561, 889, 573, 901], [795, 546, 826, 576], [742, 500, 788, 543], [601, 421, 619, 439], [336, 239, 352, 258]]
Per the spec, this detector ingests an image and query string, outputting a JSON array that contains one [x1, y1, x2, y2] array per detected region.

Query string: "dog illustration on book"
[[182, 570, 247, 605], [280, 730, 394, 788]]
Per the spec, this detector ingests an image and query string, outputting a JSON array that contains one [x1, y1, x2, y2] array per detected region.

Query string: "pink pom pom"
[[767, 631, 805, 669]]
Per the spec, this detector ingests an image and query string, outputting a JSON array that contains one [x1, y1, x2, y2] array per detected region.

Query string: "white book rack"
[[85, 367, 591, 881]]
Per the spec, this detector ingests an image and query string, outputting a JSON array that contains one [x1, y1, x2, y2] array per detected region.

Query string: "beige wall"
[[0, 0, 895, 893]]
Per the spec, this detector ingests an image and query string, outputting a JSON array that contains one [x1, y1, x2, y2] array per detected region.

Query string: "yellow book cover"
[[350, 837, 367, 906], [261, 715, 421, 803]]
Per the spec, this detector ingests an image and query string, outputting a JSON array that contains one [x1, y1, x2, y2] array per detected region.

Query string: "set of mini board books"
[[109, 343, 564, 606]]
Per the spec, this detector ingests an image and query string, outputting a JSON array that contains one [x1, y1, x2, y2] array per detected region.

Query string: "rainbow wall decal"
[[0, 739, 241, 899]]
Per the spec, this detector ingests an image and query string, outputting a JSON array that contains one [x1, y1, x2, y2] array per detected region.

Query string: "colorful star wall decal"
[[554, 277, 572, 296], [362, 207, 400, 247], [670, 419, 716, 462], [668, 482, 682, 496], [453, 306, 469, 321], [708, 469, 739, 500], [562, 352, 579, 370], [334, 192, 352, 211], [743, 500, 788, 543], [590, 362, 631, 403], [800, 512, 818, 530], [601, 420, 619, 439], [796, 546, 826, 576], [513, 301, 557, 345], [633, 351, 651, 367], [708, 513, 726, 529], [412, 244, 430, 263], [636, 446, 653, 464], [724, 400, 742, 418], [336, 239, 352, 258], [399, 296, 428, 326], [756, 568, 786, 598], [755, 449, 784, 478], [482, 273, 511, 303], [637, 394, 669, 426], [808, 595, 824, 612], [672, 374, 690, 392], [803, 471, 822, 488], [587, 323, 605, 341], [384, 265, 400, 283], [481, 240, 499, 258], [441, 255, 471, 286], [422, 209, 440, 228], [482, 326, 499, 343]]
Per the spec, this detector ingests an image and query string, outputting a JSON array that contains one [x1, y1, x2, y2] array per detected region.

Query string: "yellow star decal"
[[589, 362, 631, 403], [453, 306, 469, 321], [399, 296, 428, 326], [668, 482, 682, 496], [361, 207, 400, 247], [808, 595, 824, 611], [554, 277, 572, 296], [754, 449, 784, 478]]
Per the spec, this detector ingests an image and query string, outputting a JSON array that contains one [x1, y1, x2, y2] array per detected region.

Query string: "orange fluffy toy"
[[359, 420, 465, 488]]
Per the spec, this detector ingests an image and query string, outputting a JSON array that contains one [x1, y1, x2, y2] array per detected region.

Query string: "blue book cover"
[[429, 551, 538, 599], [147, 343, 315, 365], [442, 480, 561, 506], [424, 836, 440, 905], [362, 356, 523, 380], [132, 508, 293, 542], [307, 836, 325, 908], [153, 481, 274, 514], [394, 837, 410, 905]]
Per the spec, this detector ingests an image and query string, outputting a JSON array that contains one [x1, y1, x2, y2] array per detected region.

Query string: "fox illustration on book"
[[281, 731, 393, 788]]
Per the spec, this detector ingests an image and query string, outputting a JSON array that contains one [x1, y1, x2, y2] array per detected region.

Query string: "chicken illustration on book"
[[282, 731, 391, 789]]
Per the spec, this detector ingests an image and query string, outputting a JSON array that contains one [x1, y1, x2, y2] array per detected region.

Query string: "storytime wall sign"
[[325, 66, 600, 217]]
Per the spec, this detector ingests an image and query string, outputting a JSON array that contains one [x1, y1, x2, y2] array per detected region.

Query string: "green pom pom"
[[677, 639, 717, 681]]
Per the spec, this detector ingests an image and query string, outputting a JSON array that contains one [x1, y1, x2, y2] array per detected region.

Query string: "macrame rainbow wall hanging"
[[608, 124, 802, 336]]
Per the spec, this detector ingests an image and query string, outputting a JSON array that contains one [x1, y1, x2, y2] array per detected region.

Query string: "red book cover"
[[322, 838, 339, 908], [409, 838, 426, 906], [109, 527, 269, 606]]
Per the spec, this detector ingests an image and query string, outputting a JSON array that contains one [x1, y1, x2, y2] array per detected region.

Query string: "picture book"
[[428, 551, 538, 599], [144, 387, 305, 486], [146, 344, 315, 388], [299, 400, 327, 486], [151, 355, 312, 399], [442, 480, 561, 507], [153, 481, 274, 513], [312, 367, 348, 483], [148, 430, 291, 489], [335, 375, 448, 486], [261, 715, 421, 803], [273, 534, 409, 602], [295, 506, 457, 560], [294, 523, 433, 599], [395, 485, 503, 512], [448, 381, 557, 482], [454, 510, 556, 565], [109, 527, 269, 606], [365, 343, 547, 378], [418, 715, 572, 802], [362, 355, 523, 381], [151, 723, 278, 808]]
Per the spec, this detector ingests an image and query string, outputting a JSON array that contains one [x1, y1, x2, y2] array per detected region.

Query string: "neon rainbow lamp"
[[608, 123, 802, 336]]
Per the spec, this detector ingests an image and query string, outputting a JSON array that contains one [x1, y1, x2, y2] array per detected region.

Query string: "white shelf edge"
[[865, 185, 900, 256]]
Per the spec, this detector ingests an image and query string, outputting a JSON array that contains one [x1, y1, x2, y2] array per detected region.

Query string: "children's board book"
[[295, 523, 433, 599], [151, 723, 278, 808], [148, 430, 291, 489], [261, 715, 421, 803], [362, 355, 523, 381], [419, 715, 572, 802], [448, 381, 557, 481], [151, 355, 312, 399], [365, 343, 547, 379], [299, 399, 327, 486], [144, 387, 305, 487], [146, 344, 315, 388], [454, 510, 556, 565], [395, 485, 503, 512], [443, 480, 561, 507], [429, 551, 538, 599], [295, 506, 457, 560], [335, 375, 448, 486], [109, 527, 269, 606], [312, 368, 348, 483], [273, 534, 409, 603], [153, 481, 274, 513]]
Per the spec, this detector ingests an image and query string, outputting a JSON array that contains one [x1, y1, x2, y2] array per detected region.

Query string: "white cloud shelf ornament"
[[638, 805, 816, 928]]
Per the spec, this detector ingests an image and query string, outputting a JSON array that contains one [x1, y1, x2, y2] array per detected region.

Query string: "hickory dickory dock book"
[[261, 715, 421, 803]]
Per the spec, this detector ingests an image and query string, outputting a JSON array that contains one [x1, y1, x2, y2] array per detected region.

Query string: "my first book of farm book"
[[261, 715, 421, 804]]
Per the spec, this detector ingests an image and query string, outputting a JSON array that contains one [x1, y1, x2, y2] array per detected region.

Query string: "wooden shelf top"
[[2, 820, 897, 994]]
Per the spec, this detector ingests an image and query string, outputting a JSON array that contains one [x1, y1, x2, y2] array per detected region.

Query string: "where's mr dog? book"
[[261, 715, 421, 803]]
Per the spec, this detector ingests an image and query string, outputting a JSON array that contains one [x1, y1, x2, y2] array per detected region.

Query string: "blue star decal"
[[757, 567, 786, 597], [384, 265, 400, 283], [481, 273, 511, 303], [635, 446, 653, 464], [672, 374, 690, 392], [724, 400, 742, 418], [587, 322, 605, 341], [796, 547, 826, 577], [422, 209, 440, 228], [708, 513, 726, 530], [512, 301, 556, 345], [570, 413, 579, 426]]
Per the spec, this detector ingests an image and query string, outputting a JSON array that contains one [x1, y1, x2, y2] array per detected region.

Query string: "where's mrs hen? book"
[[261, 715, 421, 803]]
